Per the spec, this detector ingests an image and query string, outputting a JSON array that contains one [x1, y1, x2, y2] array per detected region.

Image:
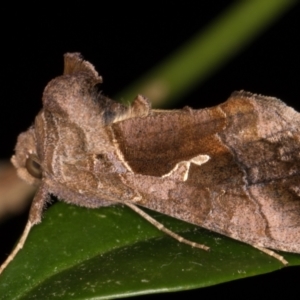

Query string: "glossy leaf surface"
[[1, 202, 299, 299]]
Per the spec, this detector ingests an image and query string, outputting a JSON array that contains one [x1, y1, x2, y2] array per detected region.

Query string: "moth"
[[1, 53, 300, 274]]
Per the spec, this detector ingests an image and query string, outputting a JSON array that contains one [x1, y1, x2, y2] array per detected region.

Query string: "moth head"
[[11, 127, 42, 186]]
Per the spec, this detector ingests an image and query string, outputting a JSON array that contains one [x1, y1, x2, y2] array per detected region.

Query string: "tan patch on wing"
[[107, 126, 134, 173], [162, 154, 210, 181]]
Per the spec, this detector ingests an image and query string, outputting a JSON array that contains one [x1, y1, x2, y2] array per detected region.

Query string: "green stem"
[[117, 0, 296, 107]]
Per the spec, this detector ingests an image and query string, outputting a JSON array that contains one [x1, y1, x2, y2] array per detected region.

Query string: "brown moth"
[[1, 53, 300, 274]]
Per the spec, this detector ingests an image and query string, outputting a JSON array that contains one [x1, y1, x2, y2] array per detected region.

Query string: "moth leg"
[[0, 184, 49, 275], [253, 245, 288, 265], [0, 220, 33, 275], [125, 202, 209, 251]]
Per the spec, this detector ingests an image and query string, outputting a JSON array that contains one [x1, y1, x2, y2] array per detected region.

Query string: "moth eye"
[[25, 154, 42, 179]]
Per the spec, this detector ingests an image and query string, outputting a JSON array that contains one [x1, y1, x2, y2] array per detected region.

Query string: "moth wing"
[[114, 92, 300, 253], [112, 106, 226, 177]]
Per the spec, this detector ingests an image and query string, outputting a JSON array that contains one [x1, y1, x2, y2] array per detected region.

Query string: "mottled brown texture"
[[1, 53, 300, 274]]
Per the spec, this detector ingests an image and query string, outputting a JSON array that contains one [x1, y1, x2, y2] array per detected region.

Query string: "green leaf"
[[0, 202, 299, 299]]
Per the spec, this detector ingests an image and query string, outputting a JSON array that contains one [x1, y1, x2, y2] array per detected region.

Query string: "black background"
[[1, 2, 299, 298]]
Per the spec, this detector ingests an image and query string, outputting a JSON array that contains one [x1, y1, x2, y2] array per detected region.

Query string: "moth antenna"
[[0, 220, 33, 275], [253, 245, 288, 265], [63, 53, 103, 83], [124, 202, 210, 251]]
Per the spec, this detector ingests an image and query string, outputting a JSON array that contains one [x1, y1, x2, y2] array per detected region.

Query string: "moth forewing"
[[1, 52, 300, 275]]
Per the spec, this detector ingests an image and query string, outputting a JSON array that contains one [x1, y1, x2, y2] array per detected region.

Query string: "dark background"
[[1, 2, 299, 298]]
